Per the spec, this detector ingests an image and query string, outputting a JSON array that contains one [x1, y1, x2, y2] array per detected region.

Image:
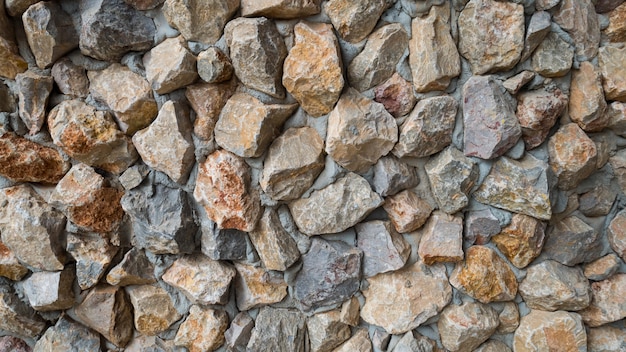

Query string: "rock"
[[391, 332, 436, 352], [283, 21, 344, 117], [579, 186, 616, 217], [417, 211, 464, 265], [513, 310, 587, 352], [88, 63, 158, 135], [339, 296, 360, 326], [249, 208, 299, 271], [599, 45, 626, 102], [458, 0, 524, 74], [596, 0, 624, 12], [503, 70, 535, 95], [23, 266, 75, 311], [348, 23, 408, 92], [491, 213, 546, 269], [67, 232, 118, 290], [0, 37, 27, 80], [611, 149, 626, 192], [543, 216, 603, 266], [569, 62, 608, 132], [307, 310, 351, 352], [520, 11, 551, 62], [393, 95, 458, 158], [548, 123, 598, 190], [194, 149, 261, 232], [289, 173, 383, 235], [333, 329, 372, 352], [161, 253, 236, 305], [260, 126, 325, 201], [51, 58, 89, 98], [361, 260, 451, 334], [605, 3, 626, 42], [450, 245, 518, 303], [175, 305, 229, 352], [143, 36, 198, 94], [202, 226, 248, 261], [106, 248, 156, 286], [16, 71, 53, 135], [127, 285, 182, 335], [325, 0, 388, 43], [0, 132, 70, 184], [516, 88, 568, 149], [531, 31, 575, 78], [293, 238, 362, 311], [587, 325, 626, 352], [0, 283, 46, 338], [123, 0, 164, 10], [75, 285, 133, 347], [0, 81, 14, 113], [22, 1, 78, 68], [464, 209, 501, 245], [579, 274, 626, 327], [438, 302, 499, 352], [372, 156, 419, 197], [225, 17, 287, 98], [241, 0, 322, 18], [463, 75, 521, 159], [0, 336, 31, 352], [122, 182, 197, 254], [425, 146, 478, 214], [186, 80, 237, 141], [0, 240, 28, 281], [79, 0, 155, 62], [591, 132, 614, 169], [584, 254, 621, 281], [33, 316, 101, 352], [497, 302, 520, 334], [608, 209, 626, 261], [234, 262, 288, 311], [224, 312, 254, 352], [356, 220, 410, 277], [383, 189, 434, 233], [410, 3, 461, 92], [475, 340, 512, 352], [553, 0, 600, 61], [373, 73, 417, 118], [163, 0, 238, 44], [197, 47, 233, 84], [247, 307, 306, 352], [215, 93, 297, 158]]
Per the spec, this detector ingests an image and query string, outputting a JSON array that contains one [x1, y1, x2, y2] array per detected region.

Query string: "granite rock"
[[604, 2, 626, 42], [587, 325, 626, 352]]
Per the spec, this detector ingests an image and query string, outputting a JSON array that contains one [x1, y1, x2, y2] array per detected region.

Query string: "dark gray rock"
[[201, 225, 248, 261], [542, 216, 603, 266], [0, 280, 46, 339], [247, 307, 306, 352], [464, 208, 501, 245], [520, 11, 551, 62], [106, 247, 156, 286], [33, 316, 101, 352], [372, 156, 419, 197], [356, 220, 410, 277], [578, 186, 616, 217]]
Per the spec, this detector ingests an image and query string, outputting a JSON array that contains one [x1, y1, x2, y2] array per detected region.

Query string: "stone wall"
[[1, 0, 626, 351]]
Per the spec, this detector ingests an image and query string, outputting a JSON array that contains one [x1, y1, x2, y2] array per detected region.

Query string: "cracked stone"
[[249, 208, 300, 271], [75, 285, 133, 347], [143, 36, 198, 94], [491, 213, 546, 269], [51, 58, 89, 98], [16, 71, 53, 135], [548, 123, 598, 190]]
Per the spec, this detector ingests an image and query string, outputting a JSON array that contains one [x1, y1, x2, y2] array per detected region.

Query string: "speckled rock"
[[438, 302, 499, 352], [75, 285, 133, 347], [33, 316, 101, 352], [608, 209, 626, 261], [569, 62, 608, 132], [67, 233, 118, 290], [23, 266, 75, 311], [553, 0, 600, 61], [491, 213, 546, 269], [542, 216, 603, 266], [324, 0, 388, 43], [373, 73, 417, 118], [163, 0, 238, 44], [548, 123, 598, 190], [584, 254, 622, 281], [579, 273, 626, 327], [604, 2, 626, 42], [247, 307, 306, 352], [531, 32, 575, 78], [249, 208, 300, 271], [106, 248, 156, 286], [417, 211, 464, 265], [516, 88, 568, 149], [599, 45, 626, 102], [513, 310, 587, 352], [0, 283, 46, 338], [234, 262, 288, 311], [16, 71, 53, 135], [307, 310, 351, 352], [356, 220, 410, 277], [425, 146, 478, 214], [587, 325, 626, 352], [127, 285, 182, 335], [383, 189, 434, 233], [175, 306, 229, 352], [143, 36, 198, 94], [0, 240, 28, 281], [51, 58, 89, 98]]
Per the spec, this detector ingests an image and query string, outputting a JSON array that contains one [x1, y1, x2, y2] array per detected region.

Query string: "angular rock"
[[608, 209, 626, 261], [215, 93, 297, 158], [531, 31, 575, 78], [391, 332, 435, 352], [249, 208, 299, 271], [234, 262, 288, 311], [16, 71, 53, 135], [127, 285, 182, 335], [383, 189, 434, 233], [333, 329, 372, 352], [224, 312, 254, 352], [325, 0, 387, 43], [144, 36, 198, 94], [283, 21, 344, 117], [475, 341, 512, 352], [186, 80, 237, 141], [247, 307, 306, 352], [417, 211, 464, 265], [599, 45, 626, 102], [372, 156, 419, 197], [67, 232, 118, 290], [175, 306, 229, 352], [513, 310, 587, 352], [241, 0, 322, 18], [0, 240, 28, 281], [520, 11, 551, 62], [605, 2, 626, 42], [197, 47, 233, 84], [51, 58, 89, 98], [579, 274, 626, 327], [339, 296, 360, 326], [201, 226, 248, 261], [596, 0, 624, 13], [587, 325, 626, 352], [535, 0, 560, 10], [464, 208, 501, 245], [106, 248, 156, 286], [0, 336, 31, 352], [569, 62, 608, 132], [610, 149, 626, 192], [23, 266, 75, 311], [0, 283, 46, 338], [373, 73, 417, 118], [516, 88, 568, 149], [579, 186, 616, 217], [553, 0, 600, 61], [584, 254, 621, 281], [503, 70, 535, 95], [33, 316, 101, 352], [289, 173, 383, 235], [497, 302, 520, 334], [356, 220, 410, 277], [0, 81, 14, 113], [425, 146, 478, 214], [0, 36, 27, 80], [307, 310, 351, 352], [543, 216, 603, 266], [438, 302, 499, 352], [163, 0, 238, 44], [548, 123, 598, 190], [123, 0, 164, 10], [491, 214, 546, 269], [75, 285, 133, 347]]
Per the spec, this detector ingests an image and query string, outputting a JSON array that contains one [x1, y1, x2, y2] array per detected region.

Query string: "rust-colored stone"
[[0, 132, 69, 184], [491, 214, 546, 269]]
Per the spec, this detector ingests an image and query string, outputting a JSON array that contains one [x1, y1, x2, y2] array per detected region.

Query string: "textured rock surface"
[[438, 302, 499, 352], [464, 209, 501, 245], [23, 266, 75, 311], [247, 307, 307, 352], [553, 0, 600, 61], [249, 208, 300, 271], [587, 325, 626, 352], [491, 214, 546, 269], [163, 0, 238, 44], [383, 189, 433, 233], [127, 284, 181, 335], [584, 254, 621, 282], [548, 123, 598, 190], [234, 262, 287, 311], [175, 305, 229, 352], [325, 0, 388, 43], [372, 156, 418, 197], [106, 248, 156, 286], [241, 0, 321, 18], [16, 71, 53, 135], [334, 328, 372, 352], [67, 233, 118, 290], [608, 209, 626, 261], [0, 283, 46, 338], [33, 316, 101, 352], [51, 58, 89, 98], [417, 211, 464, 265], [513, 310, 587, 352], [186, 80, 237, 141], [531, 32, 574, 78], [201, 227, 248, 261], [0, 132, 69, 184], [516, 88, 568, 149], [425, 146, 478, 214], [579, 274, 626, 327], [143, 36, 198, 94], [307, 310, 350, 352], [0, 240, 28, 281], [374, 73, 417, 118], [569, 62, 608, 132], [197, 47, 233, 84], [75, 285, 133, 347], [542, 216, 603, 266], [356, 220, 410, 277], [599, 45, 626, 102]]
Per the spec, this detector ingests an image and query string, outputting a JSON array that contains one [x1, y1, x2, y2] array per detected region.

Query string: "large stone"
[[197, 47, 233, 84], [584, 254, 621, 282], [0, 283, 46, 338], [0, 37, 27, 79], [247, 307, 306, 352], [75, 285, 133, 347], [16, 71, 53, 135], [33, 316, 101, 352], [283, 21, 344, 117], [425, 146, 478, 214], [438, 302, 499, 352], [241, 0, 322, 18], [608, 209, 626, 261], [579, 273, 626, 327], [356, 220, 410, 277], [542, 216, 603, 266], [163, 0, 238, 44], [106, 248, 156, 286], [417, 210, 464, 265], [186, 80, 237, 141], [201, 226, 248, 261], [548, 123, 598, 190], [127, 285, 182, 335], [520, 11, 551, 62], [516, 88, 568, 149], [497, 302, 520, 334], [143, 36, 198, 94], [225, 17, 287, 98], [67, 232, 118, 290], [372, 156, 419, 197], [307, 310, 351, 352], [0, 240, 28, 281], [391, 332, 436, 352], [531, 31, 575, 78], [234, 262, 287, 311], [599, 45, 626, 102], [373, 73, 417, 118], [175, 305, 229, 352], [569, 62, 608, 132], [596, 0, 624, 13], [249, 208, 300, 271], [464, 209, 502, 245], [289, 173, 383, 235], [553, 0, 600, 61], [513, 310, 587, 352], [587, 325, 626, 352], [383, 189, 434, 233], [325, 0, 388, 43], [51, 58, 89, 98], [605, 2, 626, 42], [491, 214, 546, 269], [333, 329, 372, 352], [23, 266, 75, 311]]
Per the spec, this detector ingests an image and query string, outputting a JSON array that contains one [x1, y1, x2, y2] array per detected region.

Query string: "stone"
[[225, 17, 287, 98], [124, 0, 164, 10], [0, 132, 70, 184], [51, 58, 89, 98], [596, 0, 624, 12], [535, 0, 560, 10], [570, 62, 609, 132], [340, 296, 360, 326], [372, 156, 419, 197], [194, 149, 261, 232], [224, 312, 254, 352], [361, 260, 451, 334], [0, 283, 46, 338], [34, 316, 100, 352], [497, 302, 520, 334], [393, 95, 458, 158], [373, 73, 417, 118], [247, 307, 306, 352], [458, 0, 524, 74], [475, 341, 512, 352], [241, 0, 322, 18], [202, 226, 248, 261], [383, 189, 434, 233], [531, 31, 575, 78], [283, 21, 344, 117], [513, 310, 587, 352], [106, 248, 156, 286], [599, 45, 626, 102], [391, 332, 436, 352], [587, 325, 626, 352], [260, 126, 325, 201], [307, 310, 351, 352], [215, 93, 297, 158], [144, 36, 198, 94], [491, 213, 546, 269], [450, 245, 518, 303], [463, 75, 521, 159], [0, 37, 27, 80], [464, 209, 501, 245], [5, 0, 38, 16], [503, 71, 535, 95], [579, 274, 626, 327], [122, 182, 198, 254], [249, 208, 299, 271], [88, 63, 158, 135], [519, 260, 591, 311], [234, 262, 288, 311], [548, 123, 598, 190], [197, 47, 233, 84], [605, 3, 626, 42], [48, 99, 137, 174], [553, 0, 600, 61], [543, 216, 603, 266], [591, 132, 614, 169], [16, 71, 53, 135], [356, 220, 410, 277], [579, 186, 616, 217], [67, 232, 118, 290], [0, 185, 66, 271], [162, 254, 236, 305], [23, 266, 75, 311], [348, 23, 408, 92], [325, 0, 387, 43], [333, 329, 372, 352], [0, 336, 31, 352], [22, 1, 78, 68], [175, 305, 229, 352], [163, 0, 238, 44], [127, 285, 182, 335], [79, 0, 155, 62], [611, 149, 626, 192], [417, 211, 464, 265], [438, 302, 499, 352], [293, 238, 362, 311], [0, 240, 28, 281], [0, 81, 14, 113], [410, 3, 461, 92], [289, 173, 383, 235], [516, 88, 568, 149], [474, 155, 554, 220], [584, 254, 621, 281], [520, 11, 551, 62], [75, 285, 133, 347], [608, 209, 626, 261], [186, 80, 237, 141], [425, 146, 478, 214]]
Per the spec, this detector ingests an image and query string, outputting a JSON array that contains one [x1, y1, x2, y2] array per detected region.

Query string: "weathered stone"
[[348, 23, 408, 92], [225, 17, 287, 98], [224, 312, 254, 352], [215, 93, 297, 158], [106, 248, 156, 286], [0, 336, 31, 352], [22, 1, 78, 68], [543, 216, 603, 266], [0, 37, 27, 79], [75, 285, 133, 347], [0, 283, 46, 338], [383, 189, 434, 233], [23, 266, 75, 311], [125, 335, 171, 352], [491, 214, 546, 269], [0, 81, 14, 113], [599, 45, 626, 102], [249, 208, 299, 271], [579, 274, 626, 327], [475, 340, 512, 352], [175, 305, 229, 352], [283, 21, 344, 117], [535, 0, 560, 10], [234, 262, 287, 311], [67, 232, 118, 290], [438, 302, 499, 352], [186, 80, 237, 141], [596, 0, 624, 12], [79, 0, 155, 61], [361, 260, 451, 334], [144, 36, 198, 94], [289, 173, 383, 235], [393, 95, 457, 158], [194, 149, 261, 232], [553, 0, 600, 61], [464, 209, 501, 245], [531, 31, 575, 78], [516, 88, 568, 150], [307, 310, 351, 352], [16, 71, 53, 135], [608, 208, 626, 261], [241, 0, 321, 18], [587, 325, 626, 352], [163, 0, 238, 44], [497, 302, 520, 334], [610, 149, 626, 192], [0, 240, 27, 281], [127, 285, 182, 335], [450, 245, 518, 303], [373, 73, 417, 118], [333, 329, 372, 352], [390, 332, 436, 352], [372, 156, 419, 197], [123, 0, 164, 10], [579, 186, 616, 217], [340, 296, 360, 327], [247, 307, 306, 352], [591, 132, 615, 169], [356, 220, 410, 277], [197, 47, 233, 84], [520, 11, 551, 62], [325, 0, 387, 43], [202, 226, 248, 261], [425, 146, 478, 214], [513, 310, 587, 352], [548, 123, 598, 190], [503, 71, 535, 95], [33, 316, 101, 352], [417, 211, 464, 265], [570, 62, 608, 132], [605, 2, 626, 42], [162, 254, 236, 305], [51, 58, 89, 98], [584, 254, 621, 281]]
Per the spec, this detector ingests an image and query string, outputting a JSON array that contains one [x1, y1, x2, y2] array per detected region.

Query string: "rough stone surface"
[[33, 316, 101, 352], [333, 328, 372, 352], [163, 0, 238, 44], [0, 240, 28, 281], [202, 226, 248, 261], [475, 340, 512, 352], [127, 285, 182, 335], [356, 220, 410, 277], [0, 283, 46, 338], [464, 209, 501, 245], [75, 285, 133, 347], [0, 37, 27, 79], [503, 71, 535, 95], [569, 62, 608, 132], [553, 0, 600, 61], [144, 36, 198, 95], [605, 2, 626, 42], [372, 156, 418, 197], [417, 211, 464, 265], [224, 312, 254, 352], [608, 209, 626, 261], [519, 11, 551, 62], [383, 189, 434, 234], [542, 216, 603, 266], [491, 213, 546, 269], [324, 0, 388, 43], [247, 307, 306, 352], [51, 58, 89, 98], [106, 248, 156, 286], [579, 186, 616, 217], [425, 146, 478, 214], [23, 266, 75, 311], [584, 254, 621, 281], [548, 123, 598, 190], [234, 262, 288, 311], [197, 47, 233, 84], [599, 45, 626, 102], [175, 305, 229, 352], [307, 310, 351, 352], [186, 80, 237, 141], [611, 149, 626, 192], [67, 233, 118, 290], [438, 302, 499, 352], [16, 71, 53, 135], [587, 325, 626, 352], [373, 73, 417, 118], [497, 302, 520, 334], [516, 88, 568, 149], [513, 310, 587, 352], [241, 0, 321, 18], [531, 31, 575, 78], [249, 208, 299, 271], [579, 273, 626, 327]]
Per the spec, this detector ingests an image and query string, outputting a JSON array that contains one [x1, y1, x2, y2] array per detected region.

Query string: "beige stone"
[[186, 80, 237, 141], [197, 47, 233, 84], [339, 297, 360, 326], [587, 325, 626, 352], [579, 273, 626, 327], [51, 58, 89, 98], [332, 329, 372, 352], [324, 0, 388, 43], [491, 213, 546, 269], [175, 306, 229, 352], [497, 302, 519, 334], [513, 310, 587, 352], [383, 189, 434, 233], [417, 211, 464, 265], [516, 87, 568, 150], [163, 0, 238, 44], [438, 302, 499, 352], [143, 36, 198, 94], [531, 32, 575, 78], [584, 254, 622, 281], [569, 61, 608, 132], [604, 2, 626, 42], [599, 45, 626, 102], [307, 310, 351, 352], [356, 220, 410, 277], [16, 71, 53, 135], [241, 0, 321, 18], [0, 240, 28, 281], [249, 208, 300, 271], [553, 0, 600, 61], [234, 262, 288, 311], [127, 285, 182, 335], [548, 123, 598, 190], [608, 209, 626, 261]]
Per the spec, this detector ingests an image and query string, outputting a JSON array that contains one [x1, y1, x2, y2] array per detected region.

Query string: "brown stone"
[[417, 211, 464, 265], [605, 2, 626, 42], [569, 62, 608, 132], [373, 73, 417, 118], [234, 262, 288, 311], [197, 47, 233, 84], [186, 80, 237, 141], [333, 329, 372, 352], [608, 208, 626, 261], [516, 88, 568, 149], [127, 285, 182, 336], [580, 274, 626, 327], [0, 37, 27, 79], [383, 189, 434, 233], [584, 254, 621, 282], [438, 302, 499, 352], [553, 0, 600, 61], [497, 302, 520, 334], [324, 0, 388, 43], [241, 0, 322, 18], [0, 283, 46, 339], [307, 310, 351, 352], [599, 45, 626, 102], [491, 213, 546, 269], [162, 0, 238, 44], [340, 296, 360, 326], [16, 71, 54, 135], [0, 132, 69, 184], [249, 208, 300, 271], [51, 58, 89, 98], [175, 306, 229, 352], [0, 240, 28, 281], [143, 36, 198, 94], [531, 31, 575, 78], [123, 0, 164, 10], [513, 310, 587, 352], [548, 123, 598, 190]]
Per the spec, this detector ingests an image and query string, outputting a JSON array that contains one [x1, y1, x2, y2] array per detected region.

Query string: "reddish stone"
[[0, 132, 69, 184]]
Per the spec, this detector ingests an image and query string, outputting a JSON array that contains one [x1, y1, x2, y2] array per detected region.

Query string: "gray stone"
[[51, 58, 89, 98], [67, 232, 118, 290], [520, 11, 551, 62], [503, 70, 535, 95], [417, 210, 464, 264], [356, 220, 410, 277], [163, 0, 238, 44], [234, 262, 288, 311], [0, 336, 31, 352], [553, 0, 600, 61], [548, 123, 598, 190], [391, 332, 436, 352], [249, 208, 300, 271], [611, 149, 626, 193], [536, 0, 560, 10], [579, 186, 616, 217], [23, 266, 75, 311], [0, 282, 46, 339], [334, 328, 372, 352], [174, 305, 229, 352], [127, 285, 182, 335], [373, 73, 417, 118], [587, 325, 626, 352], [5, 0, 37, 16], [595, 0, 624, 12], [608, 208, 626, 261], [241, 0, 322, 18], [33, 316, 101, 352], [516, 87, 568, 149], [143, 36, 198, 94], [307, 310, 351, 352], [464, 208, 501, 245], [324, 0, 388, 43], [543, 216, 603, 266], [531, 31, 575, 78], [579, 273, 626, 327], [372, 156, 419, 197], [438, 302, 499, 352], [75, 285, 133, 347], [247, 307, 307, 352], [383, 189, 434, 233], [225, 312, 254, 352], [584, 254, 622, 281], [16, 70, 53, 135], [201, 226, 248, 261], [197, 47, 233, 84], [106, 248, 156, 286]]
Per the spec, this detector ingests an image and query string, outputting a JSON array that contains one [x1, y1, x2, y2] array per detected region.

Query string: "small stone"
[[162, 253, 236, 305], [548, 123, 598, 190], [118, 165, 149, 190], [391, 332, 435, 352], [67, 232, 118, 290], [464, 208, 501, 245], [224, 312, 254, 352], [587, 325, 626, 352], [584, 254, 622, 281], [491, 213, 546, 269], [605, 3, 626, 42], [591, 132, 615, 169], [163, 0, 238, 44], [75, 285, 133, 347], [186, 80, 237, 141], [33, 316, 101, 352], [283, 21, 344, 117], [579, 186, 616, 217], [241, 0, 321, 18], [608, 208, 626, 261], [144, 36, 198, 94], [450, 245, 518, 303], [247, 307, 306, 352], [520, 11, 551, 62], [417, 211, 464, 265], [475, 340, 512, 352], [0, 240, 28, 281], [373, 73, 417, 118], [599, 45, 626, 102], [325, 0, 388, 43], [249, 208, 299, 271], [175, 306, 229, 352], [307, 310, 351, 352], [610, 149, 626, 193], [215, 93, 297, 158], [393, 95, 458, 158], [0, 283, 46, 338], [340, 296, 360, 326], [569, 62, 608, 132], [516, 88, 568, 149], [425, 146, 478, 214], [553, 0, 600, 61], [383, 189, 434, 233], [497, 302, 520, 334], [503, 71, 535, 95], [333, 329, 372, 352], [234, 262, 288, 311], [372, 156, 419, 197], [106, 248, 156, 286], [542, 216, 603, 266], [23, 266, 75, 311], [197, 47, 233, 84], [438, 302, 499, 352], [127, 285, 182, 335], [0, 37, 27, 80], [356, 220, 410, 277], [579, 273, 626, 327], [513, 310, 587, 352], [123, 0, 164, 10], [535, 0, 560, 10], [289, 173, 383, 235], [201, 226, 248, 261], [51, 58, 89, 98], [531, 31, 575, 78], [16, 71, 53, 135]]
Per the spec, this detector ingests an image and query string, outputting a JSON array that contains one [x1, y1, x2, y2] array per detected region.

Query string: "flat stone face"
[[307, 310, 350, 352], [23, 266, 75, 311], [186, 80, 237, 141], [608, 209, 626, 261], [324, 0, 387, 43], [438, 302, 499, 352], [553, 0, 600, 61], [531, 31, 575, 78], [241, 0, 321, 18], [584, 254, 621, 282], [225, 312, 254, 352], [417, 211, 464, 265], [587, 325, 626, 352], [163, 0, 238, 44], [16, 71, 53, 135], [516, 88, 568, 149], [234, 262, 287, 311], [373, 73, 417, 118], [513, 310, 587, 352], [52, 58, 89, 98], [383, 189, 434, 233], [127, 285, 181, 335], [175, 305, 229, 352], [249, 208, 300, 271], [599, 45, 626, 102], [491, 213, 546, 269], [106, 248, 156, 286], [201, 227, 248, 261], [356, 220, 410, 277], [579, 273, 626, 327], [579, 186, 616, 217], [542, 216, 603, 266], [143, 36, 198, 94], [247, 307, 307, 352], [67, 233, 118, 290], [33, 316, 101, 352], [372, 156, 419, 197], [425, 146, 478, 214], [548, 123, 598, 190], [569, 62, 609, 132], [464, 209, 501, 245], [0, 283, 46, 338]]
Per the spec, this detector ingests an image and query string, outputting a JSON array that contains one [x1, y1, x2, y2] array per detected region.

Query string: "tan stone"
[[531, 31, 575, 78], [491, 213, 546, 269], [604, 2, 626, 42], [516, 88, 568, 150], [383, 189, 434, 233], [0, 240, 28, 281], [513, 310, 587, 352], [241, 0, 322, 18], [553, 0, 600, 61], [599, 45, 626, 102], [579, 273, 626, 327], [175, 305, 228, 352], [249, 208, 300, 271], [587, 325, 626, 352], [67, 233, 118, 290], [497, 302, 519, 334], [197, 47, 233, 84], [0, 37, 28, 80], [438, 302, 499, 352], [332, 329, 372, 352], [417, 211, 463, 265], [569, 61, 608, 132], [373, 73, 417, 118], [0, 284, 46, 339], [503, 71, 535, 95], [143, 36, 198, 94], [234, 262, 288, 311], [548, 123, 598, 190], [325, 0, 387, 43], [584, 254, 622, 281], [610, 149, 626, 193], [608, 209, 626, 261], [307, 310, 351, 352], [163, 0, 238, 44], [186, 80, 237, 141], [339, 296, 360, 326], [127, 285, 182, 336], [16, 71, 53, 135], [51, 58, 89, 98]]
